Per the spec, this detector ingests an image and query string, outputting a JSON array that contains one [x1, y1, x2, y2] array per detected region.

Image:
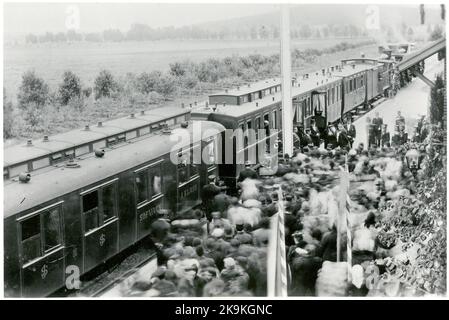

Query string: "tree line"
[[24, 23, 368, 44]]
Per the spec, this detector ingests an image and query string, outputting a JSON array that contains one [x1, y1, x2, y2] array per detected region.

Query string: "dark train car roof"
[[4, 120, 225, 219], [4, 106, 189, 167]]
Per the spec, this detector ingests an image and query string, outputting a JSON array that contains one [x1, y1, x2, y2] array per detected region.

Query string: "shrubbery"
[[17, 71, 49, 109], [94, 70, 118, 99], [59, 71, 82, 105], [7, 40, 376, 141]]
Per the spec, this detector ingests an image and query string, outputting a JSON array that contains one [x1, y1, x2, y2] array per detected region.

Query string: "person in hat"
[[336, 122, 351, 150], [238, 161, 259, 182], [381, 124, 390, 147], [314, 109, 327, 139], [310, 119, 321, 147], [391, 125, 401, 148], [372, 112, 383, 147], [395, 111, 405, 132], [326, 122, 337, 149], [345, 116, 356, 148], [366, 117, 376, 149], [201, 175, 222, 221]]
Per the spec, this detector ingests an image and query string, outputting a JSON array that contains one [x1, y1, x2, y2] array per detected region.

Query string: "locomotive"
[[4, 55, 394, 297]]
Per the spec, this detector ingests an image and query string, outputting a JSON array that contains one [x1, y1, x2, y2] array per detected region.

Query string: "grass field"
[[4, 38, 373, 99]]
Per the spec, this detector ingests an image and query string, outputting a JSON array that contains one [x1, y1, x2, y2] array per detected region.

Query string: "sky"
[[3, 3, 279, 35]]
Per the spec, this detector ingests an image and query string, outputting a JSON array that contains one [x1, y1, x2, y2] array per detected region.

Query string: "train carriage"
[[4, 112, 224, 297]]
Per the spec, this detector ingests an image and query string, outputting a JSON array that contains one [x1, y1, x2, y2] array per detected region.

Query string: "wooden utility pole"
[[280, 5, 293, 157]]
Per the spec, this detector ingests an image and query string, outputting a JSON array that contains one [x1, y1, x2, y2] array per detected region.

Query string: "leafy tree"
[[3, 89, 14, 139], [59, 71, 82, 105], [154, 74, 176, 97], [136, 71, 162, 94], [103, 29, 125, 42], [17, 71, 49, 109], [429, 73, 445, 127], [94, 70, 117, 99], [429, 25, 444, 41]]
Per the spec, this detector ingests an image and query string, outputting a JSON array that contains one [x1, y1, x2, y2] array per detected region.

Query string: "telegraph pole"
[[280, 5, 293, 157]]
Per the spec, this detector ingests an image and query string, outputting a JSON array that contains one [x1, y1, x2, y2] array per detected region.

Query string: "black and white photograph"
[[1, 1, 447, 301]]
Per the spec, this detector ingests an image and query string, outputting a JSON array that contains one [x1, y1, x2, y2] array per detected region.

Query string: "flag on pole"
[[343, 156, 352, 282], [267, 186, 288, 297]]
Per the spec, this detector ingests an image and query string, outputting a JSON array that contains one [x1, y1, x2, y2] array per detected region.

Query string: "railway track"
[[64, 248, 158, 298]]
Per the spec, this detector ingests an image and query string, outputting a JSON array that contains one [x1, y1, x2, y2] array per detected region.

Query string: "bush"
[[94, 70, 118, 99], [17, 71, 49, 109], [429, 25, 444, 41], [429, 73, 445, 127], [154, 74, 177, 97], [59, 70, 82, 105], [3, 91, 14, 139], [136, 71, 162, 94]]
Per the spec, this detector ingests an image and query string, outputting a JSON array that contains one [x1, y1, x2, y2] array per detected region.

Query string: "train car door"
[[177, 144, 201, 213], [17, 202, 65, 297], [81, 179, 119, 273], [134, 161, 164, 241]]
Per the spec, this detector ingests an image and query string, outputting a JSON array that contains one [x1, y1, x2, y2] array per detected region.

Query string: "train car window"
[[117, 134, 126, 143], [102, 184, 116, 222], [205, 140, 216, 165], [166, 119, 175, 126], [21, 215, 41, 264], [83, 191, 99, 232], [93, 140, 106, 150], [327, 89, 330, 106], [139, 126, 150, 136], [190, 145, 200, 178], [349, 79, 353, 92], [126, 130, 137, 140], [255, 117, 261, 139], [135, 170, 148, 204], [246, 120, 252, 131], [176, 116, 185, 124], [42, 207, 61, 252], [271, 111, 277, 129], [9, 163, 28, 178], [332, 88, 335, 104], [33, 157, 50, 171], [361, 77, 364, 87], [51, 153, 63, 164], [150, 165, 163, 197], [75, 145, 90, 157], [107, 137, 117, 147], [307, 97, 311, 116]]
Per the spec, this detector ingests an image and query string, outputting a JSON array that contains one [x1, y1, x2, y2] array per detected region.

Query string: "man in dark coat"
[[326, 123, 337, 149], [367, 118, 376, 149], [314, 109, 327, 136], [201, 175, 222, 220], [381, 124, 390, 147], [238, 162, 259, 182], [345, 117, 356, 148], [309, 119, 321, 147], [395, 111, 405, 131], [372, 112, 383, 147], [336, 122, 351, 150]]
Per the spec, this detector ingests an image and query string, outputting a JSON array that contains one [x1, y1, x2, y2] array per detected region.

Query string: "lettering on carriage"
[[41, 264, 48, 279], [99, 233, 106, 246], [179, 183, 198, 200], [139, 203, 161, 223]]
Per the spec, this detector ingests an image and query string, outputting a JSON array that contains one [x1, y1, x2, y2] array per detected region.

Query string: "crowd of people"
[[118, 109, 443, 297]]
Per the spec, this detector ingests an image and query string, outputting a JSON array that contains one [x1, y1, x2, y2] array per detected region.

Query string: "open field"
[[4, 38, 372, 99]]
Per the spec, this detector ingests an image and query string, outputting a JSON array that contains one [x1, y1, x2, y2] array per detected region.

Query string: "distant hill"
[[197, 4, 444, 30]]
